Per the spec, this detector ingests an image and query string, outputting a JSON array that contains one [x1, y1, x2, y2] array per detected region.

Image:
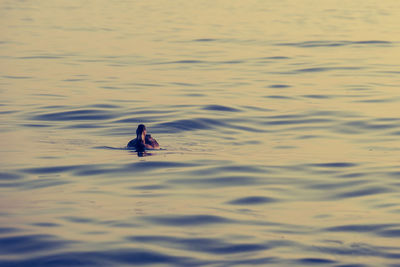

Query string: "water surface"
[[1, 0, 400, 266]]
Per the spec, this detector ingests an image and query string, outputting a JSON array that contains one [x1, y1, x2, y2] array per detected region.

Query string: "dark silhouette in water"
[[127, 124, 160, 152]]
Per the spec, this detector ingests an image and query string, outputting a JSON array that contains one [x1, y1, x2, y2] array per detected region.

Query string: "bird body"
[[127, 124, 160, 151]]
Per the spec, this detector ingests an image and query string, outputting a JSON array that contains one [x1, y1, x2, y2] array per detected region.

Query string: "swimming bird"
[[127, 124, 160, 151]]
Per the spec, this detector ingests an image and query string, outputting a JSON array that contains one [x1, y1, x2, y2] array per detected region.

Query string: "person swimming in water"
[[127, 124, 160, 151]]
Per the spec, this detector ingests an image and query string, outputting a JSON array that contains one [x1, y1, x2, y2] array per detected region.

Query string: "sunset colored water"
[[1, 1, 400, 266]]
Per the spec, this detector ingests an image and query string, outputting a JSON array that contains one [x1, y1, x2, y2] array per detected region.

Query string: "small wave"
[[93, 146, 127, 150], [0, 172, 24, 180], [124, 161, 197, 171], [189, 165, 267, 176], [307, 180, 365, 190], [0, 248, 196, 266], [168, 176, 261, 187], [62, 216, 98, 224], [302, 94, 332, 99], [277, 40, 391, 48], [161, 60, 205, 64], [310, 240, 400, 260], [353, 40, 392, 45], [192, 38, 218, 42], [337, 172, 367, 178], [143, 214, 233, 226], [22, 123, 52, 128], [357, 98, 397, 103], [0, 227, 19, 234], [133, 184, 168, 190], [31, 109, 117, 121], [154, 59, 247, 66], [262, 56, 290, 60], [156, 118, 219, 132], [227, 196, 278, 205], [156, 117, 263, 134], [128, 235, 269, 255], [0, 234, 71, 254], [20, 160, 192, 178], [23, 179, 71, 190], [87, 104, 121, 109], [325, 223, 398, 233], [32, 223, 60, 228], [265, 95, 293, 99], [266, 118, 332, 126], [310, 162, 357, 168], [22, 165, 87, 174], [336, 119, 400, 134], [62, 78, 86, 82], [377, 228, 400, 238], [3, 75, 32, 79], [294, 258, 336, 265], [295, 66, 361, 73], [332, 186, 392, 199], [268, 84, 291, 88], [19, 55, 64, 60], [202, 105, 242, 112]]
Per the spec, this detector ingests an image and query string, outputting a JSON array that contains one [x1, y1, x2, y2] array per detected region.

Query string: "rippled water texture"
[[1, 0, 400, 266]]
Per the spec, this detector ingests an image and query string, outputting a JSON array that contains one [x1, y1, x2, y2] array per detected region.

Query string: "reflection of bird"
[[127, 124, 160, 151]]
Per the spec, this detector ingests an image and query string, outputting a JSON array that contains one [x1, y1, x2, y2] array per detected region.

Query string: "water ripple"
[[143, 215, 233, 226], [377, 228, 400, 238], [124, 161, 199, 171], [22, 165, 87, 174], [156, 118, 217, 132], [227, 196, 278, 205], [128, 235, 273, 255], [0, 234, 71, 254], [313, 242, 400, 261], [332, 186, 392, 199], [31, 109, 117, 121], [294, 258, 336, 265], [192, 38, 218, 42], [325, 223, 399, 233], [32, 223, 60, 228], [0, 249, 197, 267], [295, 66, 361, 73], [268, 84, 291, 88], [168, 176, 261, 187], [202, 105, 241, 112], [0, 227, 19, 234], [266, 118, 332, 125], [310, 162, 357, 168], [3, 75, 33, 79], [277, 40, 392, 48], [0, 172, 24, 180]]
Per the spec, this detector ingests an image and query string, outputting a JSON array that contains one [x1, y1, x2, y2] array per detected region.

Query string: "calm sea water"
[[1, 1, 400, 266]]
